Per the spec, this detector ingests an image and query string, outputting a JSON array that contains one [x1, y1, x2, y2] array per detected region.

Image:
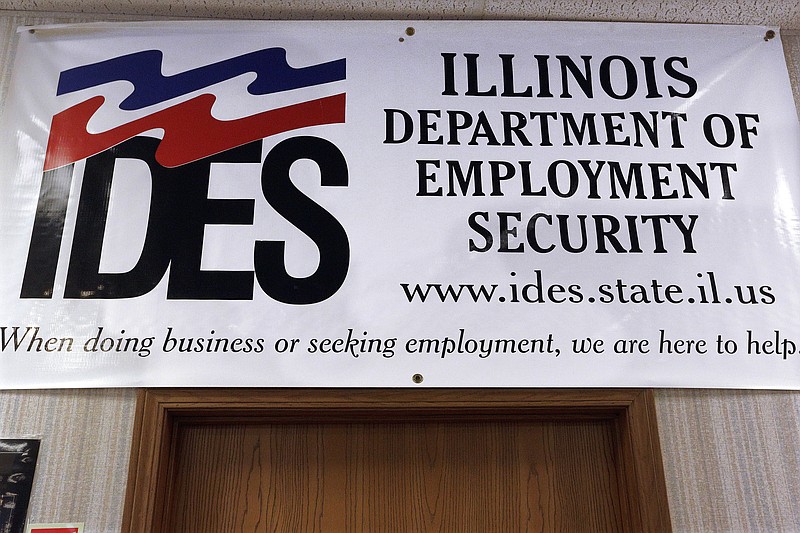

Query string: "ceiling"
[[0, 0, 798, 29]]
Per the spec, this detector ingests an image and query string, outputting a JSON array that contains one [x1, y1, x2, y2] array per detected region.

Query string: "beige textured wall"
[[0, 4, 799, 533], [656, 389, 800, 532], [0, 388, 136, 529]]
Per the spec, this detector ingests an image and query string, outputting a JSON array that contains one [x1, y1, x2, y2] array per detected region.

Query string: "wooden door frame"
[[121, 388, 672, 532]]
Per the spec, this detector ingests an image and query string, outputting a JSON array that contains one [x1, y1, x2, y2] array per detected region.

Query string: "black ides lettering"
[[21, 136, 349, 304]]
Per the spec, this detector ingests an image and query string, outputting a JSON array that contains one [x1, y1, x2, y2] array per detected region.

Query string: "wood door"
[[122, 389, 671, 532]]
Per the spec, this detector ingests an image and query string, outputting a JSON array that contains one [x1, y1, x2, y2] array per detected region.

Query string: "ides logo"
[[22, 47, 350, 304]]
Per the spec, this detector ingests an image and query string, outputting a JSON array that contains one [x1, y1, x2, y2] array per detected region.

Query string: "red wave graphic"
[[44, 92, 346, 170]]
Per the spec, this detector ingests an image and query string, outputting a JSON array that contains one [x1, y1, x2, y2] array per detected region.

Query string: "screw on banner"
[[399, 26, 415, 42], [764, 29, 776, 41], [412, 373, 424, 384]]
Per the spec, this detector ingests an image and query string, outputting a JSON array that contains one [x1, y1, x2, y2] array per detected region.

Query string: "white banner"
[[1, 20, 799, 388]]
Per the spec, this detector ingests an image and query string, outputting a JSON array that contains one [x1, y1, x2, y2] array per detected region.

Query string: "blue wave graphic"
[[57, 48, 346, 111]]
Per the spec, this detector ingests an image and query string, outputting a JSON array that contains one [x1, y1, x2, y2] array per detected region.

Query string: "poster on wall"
[[0, 439, 40, 533], [0, 21, 799, 389], [26, 524, 84, 533]]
